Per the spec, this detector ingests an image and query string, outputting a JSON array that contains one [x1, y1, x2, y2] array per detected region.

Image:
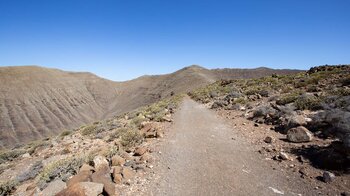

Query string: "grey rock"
[[287, 126, 313, 143], [323, 171, 336, 183], [287, 115, 307, 128], [264, 136, 273, 143]]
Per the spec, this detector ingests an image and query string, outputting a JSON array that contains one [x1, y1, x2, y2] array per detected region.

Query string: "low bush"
[[294, 94, 323, 110], [105, 146, 119, 159], [120, 129, 143, 147], [0, 180, 18, 195], [130, 116, 146, 129], [0, 149, 26, 164], [59, 130, 73, 138], [81, 124, 97, 136], [108, 127, 128, 141], [276, 93, 299, 105], [37, 154, 91, 189], [244, 87, 261, 96], [26, 140, 50, 155], [232, 97, 247, 105]]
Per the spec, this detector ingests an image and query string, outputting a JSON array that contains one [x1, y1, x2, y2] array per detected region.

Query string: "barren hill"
[[0, 65, 300, 148]]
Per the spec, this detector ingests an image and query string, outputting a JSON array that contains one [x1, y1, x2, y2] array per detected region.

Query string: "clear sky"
[[0, 0, 349, 81]]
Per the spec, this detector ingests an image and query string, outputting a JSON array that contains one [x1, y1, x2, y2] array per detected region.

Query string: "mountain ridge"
[[0, 65, 301, 148]]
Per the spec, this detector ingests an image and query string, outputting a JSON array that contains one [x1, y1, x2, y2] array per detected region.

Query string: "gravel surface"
[[145, 98, 320, 196]]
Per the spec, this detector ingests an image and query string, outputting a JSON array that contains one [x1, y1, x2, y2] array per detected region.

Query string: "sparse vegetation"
[[0, 149, 26, 164], [120, 129, 143, 147], [60, 130, 73, 138], [105, 146, 120, 159], [0, 180, 18, 195], [294, 94, 323, 110], [26, 140, 50, 155], [109, 127, 129, 141], [190, 64, 350, 157], [80, 124, 97, 136], [130, 116, 146, 129], [37, 154, 92, 189], [276, 93, 299, 105]]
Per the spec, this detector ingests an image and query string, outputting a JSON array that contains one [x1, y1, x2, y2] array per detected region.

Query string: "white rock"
[[21, 153, 31, 158], [279, 152, 289, 160], [93, 155, 109, 171]]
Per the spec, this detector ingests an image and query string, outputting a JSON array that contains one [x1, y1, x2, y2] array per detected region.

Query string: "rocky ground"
[[1, 65, 349, 196], [0, 95, 183, 196], [189, 65, 350, 195]]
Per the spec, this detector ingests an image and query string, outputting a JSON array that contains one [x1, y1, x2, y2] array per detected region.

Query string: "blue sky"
[[0, 0, 349, 81]]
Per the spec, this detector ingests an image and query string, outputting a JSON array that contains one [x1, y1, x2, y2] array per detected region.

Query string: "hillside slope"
[[0, 66, 120, 147], [0, 65, 300, 147]]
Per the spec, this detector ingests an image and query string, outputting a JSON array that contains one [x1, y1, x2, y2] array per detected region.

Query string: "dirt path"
[[144, 98, 320, 196]]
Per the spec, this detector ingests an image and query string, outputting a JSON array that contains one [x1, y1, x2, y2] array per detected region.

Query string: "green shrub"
[[120, 129, 143, 147], [130, 116, 146, 129], [0, 149, 26, 164], [294, 95, 323, 110], [60, 130, 73, 138], [153, 111, 167, 122], [105, 146, 119, 159], [336, 88, 350, 96], [189, 82, 231, 102], [276, 93, 299, 105], [81, 124, 97, 136], [232, 97, 247, 105], [0, 180, 18, 195], [109, 127, 128, 141], [37, 154, 90, 188], [244, 87, 261, 96], [26, 140, 50, 155], [140, 95, 183, 121]]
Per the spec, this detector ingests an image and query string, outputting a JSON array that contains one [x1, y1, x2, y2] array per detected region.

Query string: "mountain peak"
[[186, 65, 206, 69]]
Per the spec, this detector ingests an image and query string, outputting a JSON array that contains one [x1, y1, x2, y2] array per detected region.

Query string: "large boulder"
[[91, 169, 115, 196], [287, 126, 313, 143], [57, 182, 103, 196], [67, 170, 92, 187], [111, 155, 126, 166], [93, 156, 109, 172], [41, 179, 67, 196]]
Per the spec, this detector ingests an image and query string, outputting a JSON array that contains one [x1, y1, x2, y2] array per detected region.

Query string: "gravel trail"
[[147, 98, 319, 196]]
